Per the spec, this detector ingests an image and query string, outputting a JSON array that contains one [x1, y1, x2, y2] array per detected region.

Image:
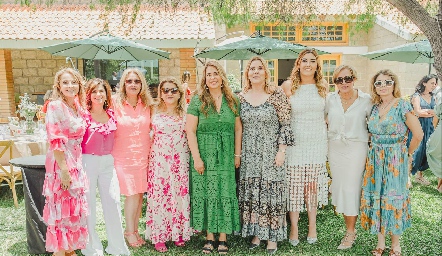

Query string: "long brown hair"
[[370, 69, 401, 104], [289, 48, 327, 98], [114, 68, 153, 109], [197, 61, 239, 116], [52, 67, 85, 108], [242, 56, 275, 94], [156, 77, 186, 117], [85, 78, 113, 111]]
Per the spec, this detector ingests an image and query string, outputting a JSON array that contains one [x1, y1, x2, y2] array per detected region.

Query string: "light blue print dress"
[[360, 99, 413, 235]]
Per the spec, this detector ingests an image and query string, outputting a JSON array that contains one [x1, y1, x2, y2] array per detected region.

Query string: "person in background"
[[325, 65, 372, 250], [145, 77, 192, 253], [360, 69, 423, 256], [239, 56, 294, 254], [112, 68, 153, 247], [408, 74, 437, 185], [41, 89, 53, 113], [281, 49, 329, 247], [182, 71, 192, 104], [427, 98, 441, 193], [43, 68, 88, 256], [186, 61, 241, 255], [81, 78, 129, 256]]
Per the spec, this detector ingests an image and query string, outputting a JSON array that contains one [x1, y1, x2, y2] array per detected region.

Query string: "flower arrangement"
[[16, 93, 38, 134], [17, 93, 38, 119]]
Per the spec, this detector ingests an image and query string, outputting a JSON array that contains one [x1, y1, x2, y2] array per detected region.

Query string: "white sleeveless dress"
[[286, 84, 329, 212]]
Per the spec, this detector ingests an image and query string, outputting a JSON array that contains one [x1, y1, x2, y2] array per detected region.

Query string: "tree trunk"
[[386, 0, 442, 79]]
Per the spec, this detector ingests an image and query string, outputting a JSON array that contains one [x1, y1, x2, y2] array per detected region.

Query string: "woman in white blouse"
[[325, 65, 372, 250]]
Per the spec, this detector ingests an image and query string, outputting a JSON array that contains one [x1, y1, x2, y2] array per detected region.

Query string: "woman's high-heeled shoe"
[[124, 232, 142, 248], [337, 231, 357, 250], [134, 229, 146, 245]]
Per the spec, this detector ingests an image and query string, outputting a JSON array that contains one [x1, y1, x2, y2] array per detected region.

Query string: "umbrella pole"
[[240, 60, 243, 88], [429, 63, 432, 74]]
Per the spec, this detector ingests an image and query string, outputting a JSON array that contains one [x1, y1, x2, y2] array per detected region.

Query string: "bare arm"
[[234, 117, 242, 168], [433, 115, 439, 128], [405, 112, 424, 155], [412, 96, 434, 117], [186, 114, 205, 174], [53, 150, 71, 189], [281, 80, 293, 98]]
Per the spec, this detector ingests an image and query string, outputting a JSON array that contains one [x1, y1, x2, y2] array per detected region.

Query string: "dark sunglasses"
[[334, 76, 354, 84], [374, 80, 394, 88], [125, 79, 141, 85], [162, 87, 179, 94]]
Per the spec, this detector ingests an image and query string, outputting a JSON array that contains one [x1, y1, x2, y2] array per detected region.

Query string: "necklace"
[[380, 98, 395, 110], [340, 90, 354, 105]]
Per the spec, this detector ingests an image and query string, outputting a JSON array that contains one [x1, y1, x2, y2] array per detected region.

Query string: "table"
[[0, 136, 48, 166], [10, 155, 49, 255]]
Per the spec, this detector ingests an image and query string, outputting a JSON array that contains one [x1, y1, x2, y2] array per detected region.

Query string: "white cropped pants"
[[81, 154, 130, 256]]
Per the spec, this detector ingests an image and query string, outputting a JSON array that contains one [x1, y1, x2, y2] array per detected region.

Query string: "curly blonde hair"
[[242, 56, 275, 94], [156, 77, 186, 117], [52, 67, 85, 108], [114, 68, 153, 109], [289, 49, 327, 98], [197, 61, 239, 116], [370, 69, 401, 105]]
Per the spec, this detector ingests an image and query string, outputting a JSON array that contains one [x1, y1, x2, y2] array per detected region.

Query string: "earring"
[[221, 83, 224, 88], [205, 85, 208, 89], [103, 100, 108, 109]]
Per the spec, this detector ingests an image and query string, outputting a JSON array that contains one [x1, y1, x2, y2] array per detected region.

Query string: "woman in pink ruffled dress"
[[43, 68, 88, 256], [145, 77, 192, 252]]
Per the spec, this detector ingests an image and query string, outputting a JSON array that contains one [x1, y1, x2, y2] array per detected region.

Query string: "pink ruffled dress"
[[43, 100, 88, 252]]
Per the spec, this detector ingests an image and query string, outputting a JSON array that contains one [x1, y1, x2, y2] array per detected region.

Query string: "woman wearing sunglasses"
[[360, 69, 423, 256], [112, 68, 154, 247], [325, 65, 372, 250], [145, 77, 192, 252], [186, 61, 241, 254]]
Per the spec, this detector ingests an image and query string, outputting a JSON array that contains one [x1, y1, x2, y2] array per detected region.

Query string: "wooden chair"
[[0, 140, 22, 207]]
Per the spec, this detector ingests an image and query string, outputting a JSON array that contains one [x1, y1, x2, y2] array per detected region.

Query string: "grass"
[[1, 170, 441, 256]]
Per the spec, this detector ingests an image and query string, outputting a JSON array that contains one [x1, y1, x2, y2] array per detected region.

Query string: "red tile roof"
[[0, 4, 215, 40]]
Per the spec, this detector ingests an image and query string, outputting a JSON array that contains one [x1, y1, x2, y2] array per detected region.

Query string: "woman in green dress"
[[186, 61, 242, 254]]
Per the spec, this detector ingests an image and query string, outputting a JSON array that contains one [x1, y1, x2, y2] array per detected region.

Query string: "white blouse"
[[325, 90, 372, 143]]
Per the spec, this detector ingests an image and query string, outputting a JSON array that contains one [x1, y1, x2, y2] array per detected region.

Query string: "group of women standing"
[[42, 47, 436, 256]]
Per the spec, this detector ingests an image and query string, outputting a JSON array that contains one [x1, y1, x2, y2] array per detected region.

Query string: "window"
[[320, 54, 341, 92], [267, 60, 278, 84], [251, 22, 348, 45], [84, 59, 159, 92]]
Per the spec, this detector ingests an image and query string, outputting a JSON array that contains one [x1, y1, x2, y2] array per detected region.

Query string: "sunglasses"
[[374, 80, 394, 88], [162, 87, 179, 95], [334, 76, 354, 84], [125, 79, 141, 85]]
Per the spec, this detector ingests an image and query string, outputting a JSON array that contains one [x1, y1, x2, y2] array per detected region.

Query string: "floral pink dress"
[[145, 114, 192, 244], [43, 100, 88, 252]]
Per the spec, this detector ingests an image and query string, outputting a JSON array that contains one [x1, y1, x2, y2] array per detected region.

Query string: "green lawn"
[[1, 170, 441, 256]]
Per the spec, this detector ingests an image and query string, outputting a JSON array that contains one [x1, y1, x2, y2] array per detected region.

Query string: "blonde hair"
[[52, 68, 85, 108], [156, 77, 186, 117], [289, 48, 327, 98], [242, 56, 275, 94], [114, 68, 153, 109], [197, 61, 239, 116], [85, 78, 113, 111], [332, 64, 358, 82], [370, 69, 402, 104]]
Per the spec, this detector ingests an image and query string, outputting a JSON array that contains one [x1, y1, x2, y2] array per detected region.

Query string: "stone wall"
[[159, 49, 181, 85], [0, 50, 15, 122], [11, 49, 84, 102]]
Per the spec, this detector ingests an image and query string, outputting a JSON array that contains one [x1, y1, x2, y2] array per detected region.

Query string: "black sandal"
[[202, 240, 215, 254], [218, 241, 229, 254]]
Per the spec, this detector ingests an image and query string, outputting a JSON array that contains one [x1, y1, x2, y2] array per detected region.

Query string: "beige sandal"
[[337, 231, 357, 250], [371, 247, 385, 256]]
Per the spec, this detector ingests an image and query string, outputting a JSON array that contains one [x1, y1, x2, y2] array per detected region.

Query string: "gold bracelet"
[[234, 154, 241, 157]]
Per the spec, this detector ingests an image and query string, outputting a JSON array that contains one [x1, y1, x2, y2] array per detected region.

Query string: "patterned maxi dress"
[[145, 114, 192, 244], [187, 95, 241, 234], [43, 100, 88, 252], [408, 93, 435, 175], [360, 99, 412, 235], [238, 88, 294, 242], [286, 84, 328, 212]]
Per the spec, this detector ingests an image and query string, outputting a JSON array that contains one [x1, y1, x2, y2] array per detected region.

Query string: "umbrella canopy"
[[361, 40, 433, 64], [194, 31, 329, 60], [39, 34, 170, 60]]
